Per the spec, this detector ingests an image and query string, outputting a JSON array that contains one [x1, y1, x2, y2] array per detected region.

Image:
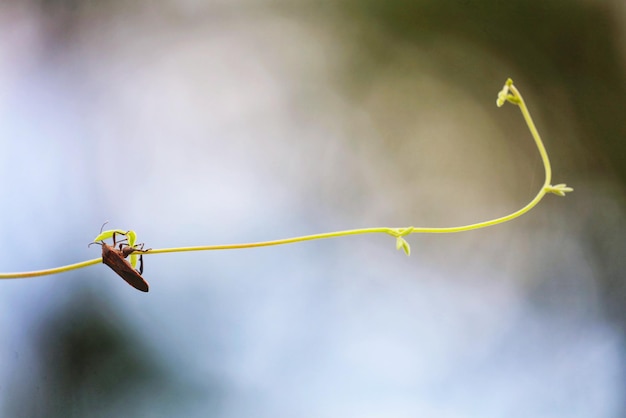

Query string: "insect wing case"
[[101, 244, 150, 292]]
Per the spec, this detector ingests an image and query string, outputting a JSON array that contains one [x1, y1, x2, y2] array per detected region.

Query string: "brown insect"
[[89, 229, 150, 292]]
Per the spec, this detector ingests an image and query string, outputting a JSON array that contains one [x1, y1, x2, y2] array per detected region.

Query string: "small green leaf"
[[130, 253, 138, 269], [127, 230, 137, 247], [93, 229, 127, 242], [496, 78, 520, 107], [546, 183, 574, 197], [395, 237, 411, 256]]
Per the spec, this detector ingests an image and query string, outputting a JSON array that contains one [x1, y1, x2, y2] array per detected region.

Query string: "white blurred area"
[[0, 1, 623, 417]]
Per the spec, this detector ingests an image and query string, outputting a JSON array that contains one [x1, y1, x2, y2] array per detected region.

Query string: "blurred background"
[[1, 0, 625, 417]]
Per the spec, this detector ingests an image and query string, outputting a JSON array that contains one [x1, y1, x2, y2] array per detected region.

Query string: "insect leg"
[[138, 253, 144, 275], [111, 231, 129, 248]]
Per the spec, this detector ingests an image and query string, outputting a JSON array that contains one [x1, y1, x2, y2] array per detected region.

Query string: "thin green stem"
[[147, 228, 392, 254], [0, 78, 572, 280], [0, 258, 101, 279], [509, 83, 552, 186]]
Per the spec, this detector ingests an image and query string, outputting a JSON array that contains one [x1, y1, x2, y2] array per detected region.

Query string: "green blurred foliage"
[[336, 0, 626, 181]]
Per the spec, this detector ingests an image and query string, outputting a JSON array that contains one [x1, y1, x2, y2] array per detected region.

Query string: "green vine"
[[0, 78, 572, 280]]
